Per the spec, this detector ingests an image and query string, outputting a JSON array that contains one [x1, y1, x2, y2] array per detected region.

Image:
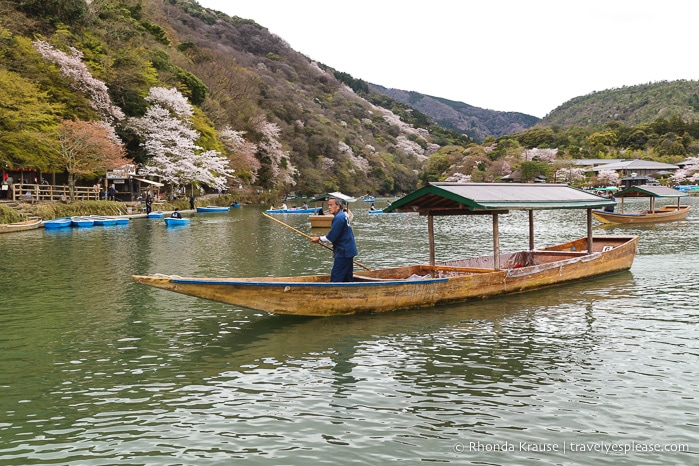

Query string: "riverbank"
[[0, 193, 252, 225]]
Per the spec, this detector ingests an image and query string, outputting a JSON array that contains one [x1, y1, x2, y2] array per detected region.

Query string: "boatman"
[[311, 197, 358, 282]]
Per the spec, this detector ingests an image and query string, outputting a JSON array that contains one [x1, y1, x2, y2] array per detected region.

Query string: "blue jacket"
[[325, 210, 358, 258]]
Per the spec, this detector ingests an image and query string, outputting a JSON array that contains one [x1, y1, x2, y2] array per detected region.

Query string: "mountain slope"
[[541, 80, 699, 128], [370, 84, 540, 142]]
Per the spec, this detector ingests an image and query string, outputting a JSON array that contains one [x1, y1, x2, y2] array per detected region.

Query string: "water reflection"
[[1, 200, 697, 465]]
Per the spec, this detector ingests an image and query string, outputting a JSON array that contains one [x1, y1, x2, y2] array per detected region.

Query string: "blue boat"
[[368, 209, 384, 214], [148, 211, 164, 218], [71, 216, 95, 228], [231, 202, 241, 208], [43, 217, 72, 229], [164, 217, 190, 226], [112, 217, 130, 225], [90, 215, 118, 226], [196, 206, 230, 213]]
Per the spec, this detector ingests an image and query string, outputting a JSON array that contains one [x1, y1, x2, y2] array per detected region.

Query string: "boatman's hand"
[[311, 236, 320, 243]]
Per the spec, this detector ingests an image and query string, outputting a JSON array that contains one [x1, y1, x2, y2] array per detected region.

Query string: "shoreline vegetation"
[[0, 192, 263, 225]]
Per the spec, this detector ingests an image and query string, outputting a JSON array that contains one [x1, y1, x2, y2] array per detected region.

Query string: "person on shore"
[[145, 195, 153, 214], [310, 197, 358, 282], [189, 194, 195, 210], [171, 208, 182, 219]]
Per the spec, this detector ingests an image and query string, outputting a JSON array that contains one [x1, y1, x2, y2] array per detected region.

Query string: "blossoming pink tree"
[[128, 87, 234, 195]]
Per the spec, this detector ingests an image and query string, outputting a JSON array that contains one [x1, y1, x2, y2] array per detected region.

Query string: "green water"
[[1, 202, 697, 465]]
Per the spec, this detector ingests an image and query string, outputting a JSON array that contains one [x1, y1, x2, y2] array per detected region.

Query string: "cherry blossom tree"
[[56, 119, 129, 197], [129, 87, 234, 193], [555, 167, 587, 184], [220, 126, 259, 183], [33, 40, 124, 123], [596, 169, 621, 186], [251, 115, 296, 187]]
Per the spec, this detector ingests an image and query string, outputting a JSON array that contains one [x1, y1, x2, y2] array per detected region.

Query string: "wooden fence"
[[3, 183, 101, 202]]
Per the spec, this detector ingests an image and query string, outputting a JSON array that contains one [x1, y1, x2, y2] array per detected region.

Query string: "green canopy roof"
[[383, 183, 614, 215], [614, 185, 685, 198]]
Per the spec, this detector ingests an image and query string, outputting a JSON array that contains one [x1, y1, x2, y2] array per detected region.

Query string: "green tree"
[[0, 69, 62, 169], [519, 161, 551, 182]]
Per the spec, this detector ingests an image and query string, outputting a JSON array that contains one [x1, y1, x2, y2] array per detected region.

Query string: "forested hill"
[[541, 80, 699, 128], [370, 84, 540, 142], [0, 0, 475, 197]]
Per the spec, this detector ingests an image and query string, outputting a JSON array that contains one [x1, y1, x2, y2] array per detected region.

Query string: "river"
[[1, 199, 697, 465]]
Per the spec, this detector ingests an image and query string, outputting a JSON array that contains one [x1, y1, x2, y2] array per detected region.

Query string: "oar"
[[262, 212, 372, 271]]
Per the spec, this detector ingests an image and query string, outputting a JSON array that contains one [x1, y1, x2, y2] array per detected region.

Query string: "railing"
[[4, 183, 102, 202]]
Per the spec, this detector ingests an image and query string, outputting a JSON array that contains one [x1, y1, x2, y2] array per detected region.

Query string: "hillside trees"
[[57, 119, 129, 197], [0, 69, 63, 170], [128, 87, 235, 193]]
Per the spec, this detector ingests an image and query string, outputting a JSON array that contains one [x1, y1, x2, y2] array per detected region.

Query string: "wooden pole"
[[493, 213, 500, 270], [262, 212, 372, 271], [587, 209, 593, 253], [428, 214, 435, 265]]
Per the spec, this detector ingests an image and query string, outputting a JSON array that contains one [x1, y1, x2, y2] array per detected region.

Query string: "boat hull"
[[43, 217, 72, 229], [132, 235, 639, 316], [309, 214, 334, 228], [196, 206, 230, 213], [164, 217, 190, 226], [266, 208, 318, 214], [0, 219, 43, 233], [592, 205, 690, 224]]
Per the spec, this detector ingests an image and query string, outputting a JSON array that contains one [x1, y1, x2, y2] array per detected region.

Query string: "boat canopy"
[[383, 183, 614, 216], [614, 185, 685, 198], [308, 192, 357, 203]]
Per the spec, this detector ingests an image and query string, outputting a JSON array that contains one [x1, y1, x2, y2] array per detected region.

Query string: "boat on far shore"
[[592, 185, 690, 224], [0, 218, 43, 234], [196, 206, 230, 213], [71, 216, 95, 227], [43, 217, 72, 229]]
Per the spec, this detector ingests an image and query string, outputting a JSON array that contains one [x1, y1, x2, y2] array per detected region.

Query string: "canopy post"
[[428, 214, 435, 265], [528, 209, 535, 250], [493, 213, 500, 270], [587, 209, 593, 252]]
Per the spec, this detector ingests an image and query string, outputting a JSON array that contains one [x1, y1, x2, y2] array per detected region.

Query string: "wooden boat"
[[71, 216, 95, 227], [308, 191, 356, 228], [592, 185, 690, 224], [43, 217, 72, 229], [134, 183, 639, 317], [0, 218, 43, 233], [148, 211, 164, 218], [196, 206, 230, 213], [164, 217, 190, 226]]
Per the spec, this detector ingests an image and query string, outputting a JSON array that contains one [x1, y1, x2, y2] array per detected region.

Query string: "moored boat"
[[592, 185, 690, 224], [134, 183, 639, 317], [196, 206, 230, 213], [71, 216, 95, 227], [43, 217, 72, 229], [148, 211, 164, 218], [89, 215, 118, 226], [0, 218, 43, 233]]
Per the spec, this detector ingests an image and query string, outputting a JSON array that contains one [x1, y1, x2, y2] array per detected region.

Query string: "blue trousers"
[[330, 256, 355, 282]]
